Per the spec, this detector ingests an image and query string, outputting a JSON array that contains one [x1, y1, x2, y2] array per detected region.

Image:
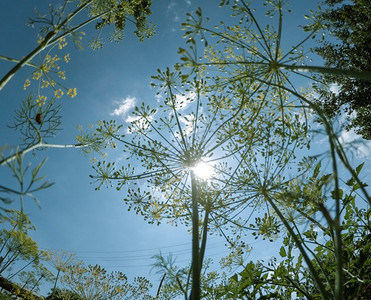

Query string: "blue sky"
[[1, 0, 370, 297]]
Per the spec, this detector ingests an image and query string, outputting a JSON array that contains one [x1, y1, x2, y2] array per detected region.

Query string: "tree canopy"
[[314, 0, 371, 139]]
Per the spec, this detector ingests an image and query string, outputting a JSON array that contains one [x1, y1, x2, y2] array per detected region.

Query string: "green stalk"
[[199, 210, 209, 271], [0, 0, 93, 91], [190, 172, 200, 300], [263, 192, 330, 299], [277, 63, 371, 82], [0, 142, 87, 167], [327, 131, 344, 300], [53, 269, 61, 292], [0, 30, 56, 91], [195, 60, 371, 82]]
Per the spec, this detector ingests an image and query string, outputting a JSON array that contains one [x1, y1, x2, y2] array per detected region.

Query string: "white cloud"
[[167, 0, 191, 22], [329, 83, 341, 95], [111, 96, 136, 117], [171, 114, 194, 140], [155, 93, 163, 103], [167, 1, 179, 21], [266, 270, 274, 280], [179, 114, 195, 136], [125, 115, 140, 123], [174, 92, 195, 110], [167, 1, 177, 11], [339, 129, 371, 159], [312, 226, 321, 232]]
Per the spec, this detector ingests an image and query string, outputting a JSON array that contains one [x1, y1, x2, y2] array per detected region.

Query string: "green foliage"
[[3, 0, 363, 298], [28, 0, 154, 49], [0, 0, 154, 92], [151, 252, 189, 299], [90, 59, 307, 296], [176, 3, 370, 298], [86, 1, 366, 298], [217, 164, 370, 299], [60, 263, 154, 300], [0, 152, 53, 213], [90, 0, 154, 43], [251, 213, 281, 242], [10, 95, 62, 147], [46, 288, 82, 300], [0, 291, 14, 299], [0, 210, 52, 297], [0, 1, 157, 299], [313, 0, 371, 139], [90, 64, 300, 297], [88, 3, 327, 299], [151, 253, 222, 300]]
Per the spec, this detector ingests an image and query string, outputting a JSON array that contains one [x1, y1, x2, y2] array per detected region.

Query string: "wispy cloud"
[[174, 92, 195, 111], [179, 114, 195, 136], [111, 96, 136, 117], [167, 0, 192, 23], [167, 1, 180, 21], [339, 129, 371, 159], [167, 1, 177, 11], [155, 93, 163, 103]]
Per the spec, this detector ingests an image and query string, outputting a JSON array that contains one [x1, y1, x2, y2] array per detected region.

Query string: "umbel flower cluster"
[[23, 37, 77, 107]]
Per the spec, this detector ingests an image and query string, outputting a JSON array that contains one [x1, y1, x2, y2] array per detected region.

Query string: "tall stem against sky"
[[190, 171, 200, 300]]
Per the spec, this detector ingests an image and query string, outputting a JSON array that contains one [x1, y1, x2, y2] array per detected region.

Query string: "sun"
[[192, 161, 214, 180]]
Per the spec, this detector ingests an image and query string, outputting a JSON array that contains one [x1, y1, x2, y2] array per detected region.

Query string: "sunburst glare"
[[192, 161, 214, 180]]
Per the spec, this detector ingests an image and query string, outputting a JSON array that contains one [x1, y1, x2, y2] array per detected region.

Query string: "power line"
[[76, 242, 221, 260], [42, 235, 224, 255], [99, 249, 233, 269], [43, 237, 267, 271]]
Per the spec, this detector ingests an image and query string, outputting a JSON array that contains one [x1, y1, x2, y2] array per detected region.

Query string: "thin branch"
[[0, 0, 93, 91], [0, 142, 88, 166]]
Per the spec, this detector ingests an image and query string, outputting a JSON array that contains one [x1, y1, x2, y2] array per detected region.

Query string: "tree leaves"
[[0, 210, 51, 296], [313, 0, 371, 139], [279, 246, 286, 258]]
